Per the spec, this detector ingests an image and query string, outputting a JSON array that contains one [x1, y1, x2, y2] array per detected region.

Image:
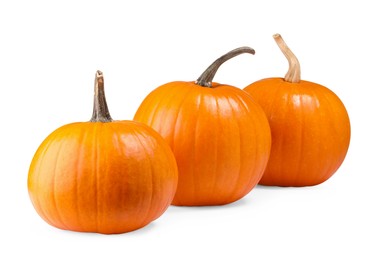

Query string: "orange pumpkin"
[[28, 71, 178, 234], [134, 47, 271, 206], [244, 34, 351, 186]]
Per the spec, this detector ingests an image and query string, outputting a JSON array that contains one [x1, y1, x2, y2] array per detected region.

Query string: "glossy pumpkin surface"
[[244, 34, 351, 186], [134, 48, 271, 206], [28, 71, 178, 234]]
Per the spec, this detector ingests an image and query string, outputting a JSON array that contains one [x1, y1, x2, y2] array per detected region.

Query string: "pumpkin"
[[28, 71, 178, 234], [134, 47, 271, 206], [244, 34, 351, 186]]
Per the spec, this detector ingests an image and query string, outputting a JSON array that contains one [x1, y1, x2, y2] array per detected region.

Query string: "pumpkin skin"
[[244, 34, 351, 186], [28, 71, 178, 234], [134, 48, 271, 206]]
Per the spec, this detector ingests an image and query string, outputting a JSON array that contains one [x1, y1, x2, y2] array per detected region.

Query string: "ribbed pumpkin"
[[28, 71, 178, 234], [134, 47, 271, 206], [244, 34, 351, 186]]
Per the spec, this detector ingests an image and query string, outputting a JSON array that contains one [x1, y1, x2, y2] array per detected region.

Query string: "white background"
[[1, 0, 366, 259]]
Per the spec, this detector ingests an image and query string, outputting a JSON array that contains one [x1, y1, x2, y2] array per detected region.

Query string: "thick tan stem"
[[90, 70, 113, 122], [273, 33, 301, 83], [196, 47, 255, 87]]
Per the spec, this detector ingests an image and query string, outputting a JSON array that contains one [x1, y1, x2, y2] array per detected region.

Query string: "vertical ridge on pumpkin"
[[135, 91, 159, 126], [234, 94, 254, 196], [238, 95, 258, 193], [92, 123, 100, 232], [316, 88, 350, 183], [133, 127, 155, 228], [171, 84, 194, 152], [225, 95, 243, 203], [31, 136, 55, 227], [280, 88, 294, 185], [52, 130, 71, 230], [74, 125, 86, 231], [147, 93, 170, 135], [191, 91, 203, 204], [292, 90, 305, 186], [232, 90, 270, 195], [209, 95, 220, 202]]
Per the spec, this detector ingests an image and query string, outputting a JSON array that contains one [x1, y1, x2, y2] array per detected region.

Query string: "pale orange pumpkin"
[[134, 47, 271, 206], [28, 71, 178, 234], [244, 34, 351, 186]]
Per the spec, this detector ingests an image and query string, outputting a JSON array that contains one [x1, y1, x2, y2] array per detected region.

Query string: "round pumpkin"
[[28, 71, 178, 234], [134, 47, 271, 206], [244, 34, 351, 186]]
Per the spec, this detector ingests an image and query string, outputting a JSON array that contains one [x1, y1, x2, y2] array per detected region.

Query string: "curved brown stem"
[[273, 33, 301, 83], [90, 70, 113, 122], [195, 46, 255, 87]]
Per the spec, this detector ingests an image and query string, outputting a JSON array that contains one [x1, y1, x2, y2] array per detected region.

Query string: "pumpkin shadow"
[[167, 196, 250, 213], [124, 222, 158, 236], [254, 183, 323, 191], [166, 184, 298, 214], [54, 221, 159, 237], [166, 183, 291, 213], [254, 184, 288, 190]]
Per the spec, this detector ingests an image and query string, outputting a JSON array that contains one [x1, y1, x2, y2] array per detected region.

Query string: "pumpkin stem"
[[273, 33, 301, 83], [90, 70, 113, 122], [195, 46, 255, 87]]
